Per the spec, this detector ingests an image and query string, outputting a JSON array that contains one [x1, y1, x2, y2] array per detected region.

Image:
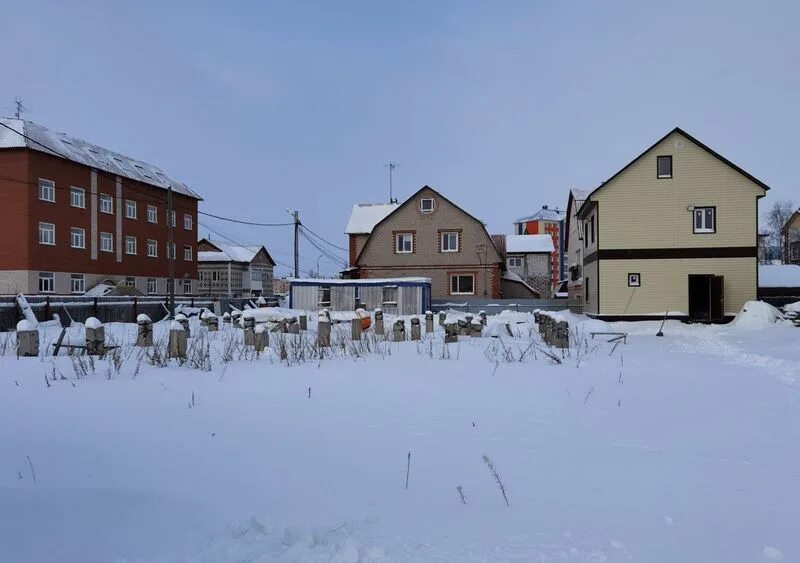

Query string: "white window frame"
[[419, 198, 435, 214], [70, 187, 85, 208], [70, 227, 86, 249], [147, 205, 158, 223], [125, 200, 137, 219], [38, 179, 55, 202], [318, 286, 331, 306], [184, 214, 193, 230], [251, 269, 263, 282], [508, 257, 523, 268], [70, 274, 85, 294], [99, 194, 114, 214], [100, 232, 114, 253], [396, 233, 414, 254], [38, 272, 54, 293], [183, 279, 192, 294], [183, 245, 192, 261], [125, 235, 137, 255], [147, 278, 157, 294], [693, 207, 715, 234], [441, 231, 459, 252], [147, 239, 158, 257], [169, 210, 176, 227], [450, 274, 475, 295], [39, 222, 55, 246]]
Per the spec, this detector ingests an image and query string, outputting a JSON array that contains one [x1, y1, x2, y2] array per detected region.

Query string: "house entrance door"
[[688, 274, 724, 322]]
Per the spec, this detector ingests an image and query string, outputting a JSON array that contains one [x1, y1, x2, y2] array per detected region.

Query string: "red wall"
[[1, 148, 197, 278]]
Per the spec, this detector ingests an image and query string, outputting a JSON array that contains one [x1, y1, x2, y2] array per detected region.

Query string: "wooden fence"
[[0, 295, 257, 331]]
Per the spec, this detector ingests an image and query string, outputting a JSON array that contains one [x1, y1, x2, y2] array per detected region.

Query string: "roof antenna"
[[384, 162, 400, 204], [13, 97, 27, 119]]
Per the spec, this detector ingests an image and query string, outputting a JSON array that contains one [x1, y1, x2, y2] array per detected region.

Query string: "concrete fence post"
[[175, 313, 190, 338], [169, 321, 187, 359], [410, 317, 421, 341], [85, 317, 105, 356], [299, 315, 308, 331], [438, 311, 447, 327], [555, 320, 570, 349], [479, 310, 487, 326], [392, 319, 405, 342], [254, 324, 268, 352], [351, 317, 363, 341], [374, 309, 384, 336], [16, 320, 39, 357], [136, 314, 153, 347], [317, 318, 331, 347], [444, 322, 458, 344], [425, 311, 434, 334]]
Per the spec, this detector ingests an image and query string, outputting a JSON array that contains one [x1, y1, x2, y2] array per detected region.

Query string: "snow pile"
[[15, 319, 36, 332], [170, 320, 184, 331], [136, 313, 152, 323], [730, 301, 784, 330], [783, 301, 800, 313], [84, 316, 102, 329]]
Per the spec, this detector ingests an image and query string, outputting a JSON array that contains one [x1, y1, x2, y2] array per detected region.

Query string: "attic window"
[[420, 198, 435, 213], [113, 157, 132, 173], [134, 164, 153, 179], [657, 156, 672, 179], [87, 148, 108, 165]]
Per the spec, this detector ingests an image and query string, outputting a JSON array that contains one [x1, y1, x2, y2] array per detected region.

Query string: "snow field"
[[0, 310, 798, 562]]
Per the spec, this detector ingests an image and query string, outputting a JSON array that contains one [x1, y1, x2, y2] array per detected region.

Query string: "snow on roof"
[[759, 265, 800, 288], [198, 242, 263, 263], [500, 271, 540, 296], [345, 203, 400, 234], [514, 207, 566, 223], [571, 188, 589, 202], [0, 118, 200, 200], [289, 277, 431, 285], [505, 234, 554, 254]]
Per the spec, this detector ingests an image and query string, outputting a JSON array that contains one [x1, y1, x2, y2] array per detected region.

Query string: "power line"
[[299, 224, 348, 253]]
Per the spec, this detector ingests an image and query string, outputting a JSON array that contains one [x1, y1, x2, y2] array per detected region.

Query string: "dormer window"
[[420, 198, 435, 213], [657, 155, 672, 179]]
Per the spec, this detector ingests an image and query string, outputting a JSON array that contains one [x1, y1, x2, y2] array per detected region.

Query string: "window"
[[147, 278, 157, 294], [657, 155, 672, 179], [39, 222, 55, 245], [212, 271, 221, 282], [419, 198, 435, 213], [70, 227, 85, 249], [125, 235, 137, 255], [100, 232, 113, 253], [87, 148, 108, 165], [183, 279, 192, 294], [628, 273, 641, 287], [441, 231, 459, 252], [133, 164, 153, 180], [38, 272, 54, 293], [584, 220, 588, 249], [693, 207, 716, 234], [38, 179, 55, 202], [184, 214, 193, 230], [113, 157, 132, 174], [585, 277, 590, 303], [147, 205, 157, 223], [793, 244, 800, 261], [147, 239, 158, 257], [382, 286, 398, 304], [508, 257, 523, 268], [100, 194, 113, 214], [450, 274, 474, 295], [125, 200, 137, 219], [70, 274, 85, 294], [70, 187, 85, 208], [184, 245, 192, 261], [125, 276, 136, 287], [167, 242, 176, 259], [251, 269, 263, 282], [396, 233, 413, 253], [169, 210, 176, 227], [318, 287, 331, 306]]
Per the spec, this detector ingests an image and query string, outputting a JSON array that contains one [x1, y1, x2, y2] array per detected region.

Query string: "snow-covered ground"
[[0, 308, 798, 562]]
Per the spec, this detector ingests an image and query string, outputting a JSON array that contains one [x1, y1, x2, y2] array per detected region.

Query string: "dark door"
[[710, 275, 724, 321], [688, 275, 710, 320]]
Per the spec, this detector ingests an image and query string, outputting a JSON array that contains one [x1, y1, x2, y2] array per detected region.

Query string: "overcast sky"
[[3, 1, 798, 276]]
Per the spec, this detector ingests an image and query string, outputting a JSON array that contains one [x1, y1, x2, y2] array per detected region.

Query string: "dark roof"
[[578, 127, 770, 218]]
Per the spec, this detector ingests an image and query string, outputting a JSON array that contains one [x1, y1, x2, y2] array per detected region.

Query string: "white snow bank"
[[170, 320, 184, 331], [730, 301, 784, 330], [84, 317, 102, 329], [136, 313, 152, 323], [783, 301, 800, 312]]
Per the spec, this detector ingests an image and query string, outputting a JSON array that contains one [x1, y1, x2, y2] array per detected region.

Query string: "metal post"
[[293, 210, 300, 278], [167, 185, 175, 319]]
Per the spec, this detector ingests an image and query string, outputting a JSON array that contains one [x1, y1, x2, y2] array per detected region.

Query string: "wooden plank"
[[51, 328, 67, 356]]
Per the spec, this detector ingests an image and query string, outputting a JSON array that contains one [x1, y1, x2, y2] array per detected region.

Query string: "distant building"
[[345, 186, 505, 300], [288, 277, 431, 314], [782, 210, 800, 264], [503, 234, 554, 297], [0, 117, 201, 296], [197, 239, 275, 297], [564, 188, 589, 300], [512, 205, 566, 289]]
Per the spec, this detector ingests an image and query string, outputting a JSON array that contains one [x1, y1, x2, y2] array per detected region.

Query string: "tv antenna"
[[384, 162, 400, 203], [13, 97, 27, 119]]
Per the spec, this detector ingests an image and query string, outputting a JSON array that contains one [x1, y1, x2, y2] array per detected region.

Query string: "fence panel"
[[430, 298, 580, 315]]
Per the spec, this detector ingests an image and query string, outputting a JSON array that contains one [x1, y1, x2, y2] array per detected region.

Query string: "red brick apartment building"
[[0, 118, 201, 295]]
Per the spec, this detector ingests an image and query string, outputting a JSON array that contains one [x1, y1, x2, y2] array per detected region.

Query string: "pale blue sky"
[[3, 1, 798, 276]]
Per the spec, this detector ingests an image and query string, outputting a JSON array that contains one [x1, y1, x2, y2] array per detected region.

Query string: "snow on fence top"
[[758, 264, 800, 288], [289, 277, 431, 285], [0, 118, 200, 199], [345, 203, 400, 234], [505, 234, 554, 254]]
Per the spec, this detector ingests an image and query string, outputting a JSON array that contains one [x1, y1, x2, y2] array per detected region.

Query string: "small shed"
[[288, 277, 431, 314]]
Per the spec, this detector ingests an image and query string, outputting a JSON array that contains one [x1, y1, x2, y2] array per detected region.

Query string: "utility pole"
[[167, 185, 175, 318], [293, 210, 300, 278], [384, 162, 399, 203]]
